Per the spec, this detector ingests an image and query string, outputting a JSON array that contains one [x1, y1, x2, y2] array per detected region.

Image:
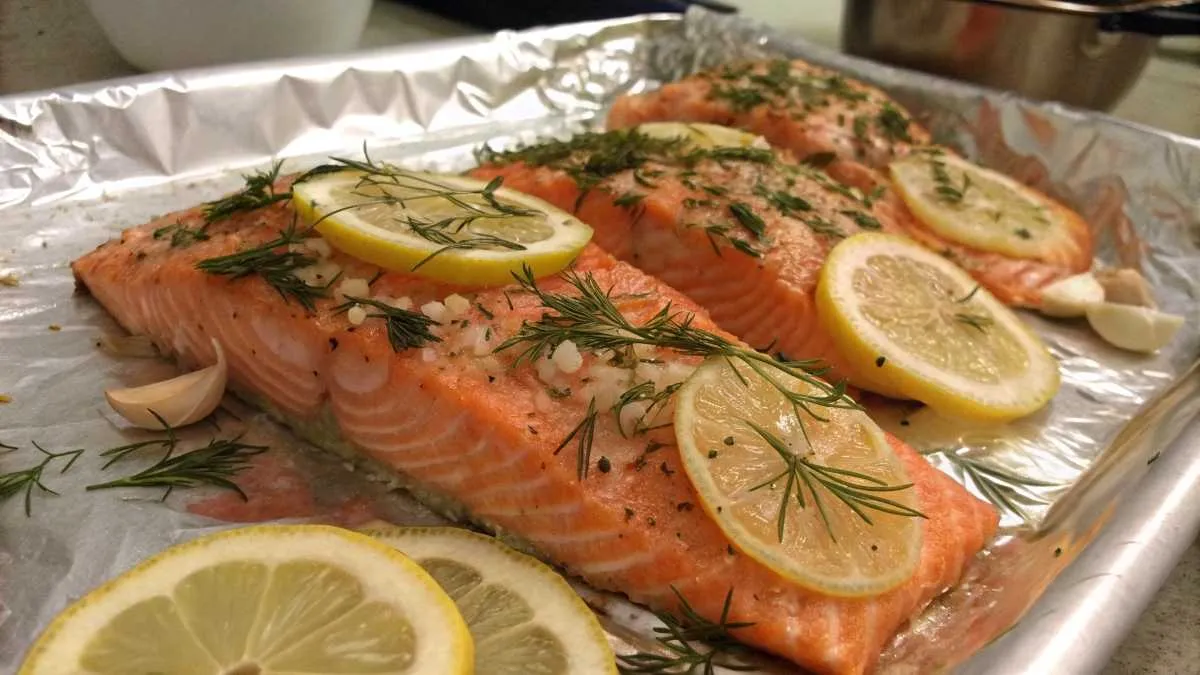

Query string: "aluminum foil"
[[2, 8, 1199, 673]]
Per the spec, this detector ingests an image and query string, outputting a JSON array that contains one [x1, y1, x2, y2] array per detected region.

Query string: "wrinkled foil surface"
[[1, 9, 1199, 674]]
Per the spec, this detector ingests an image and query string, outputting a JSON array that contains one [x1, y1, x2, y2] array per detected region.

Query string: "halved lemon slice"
[[636, 122, 768, 150], [293, 169, 593, 286], [816, 232, 1060, 421], [362, 525, 616, 675], [889, 151, 1084, 262], [19, 524, 472, 675], [674, 357, 923, 597]]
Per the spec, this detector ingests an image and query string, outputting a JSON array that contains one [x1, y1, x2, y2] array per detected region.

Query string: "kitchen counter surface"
[[1, 1, 1197, 673]]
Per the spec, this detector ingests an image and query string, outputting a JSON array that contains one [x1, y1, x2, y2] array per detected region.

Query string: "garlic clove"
[[1095, 268, 1157, 308], [1085, 303, 1184, 354], [1039, 273, 1105, 318], [105, 339, 227, 429]]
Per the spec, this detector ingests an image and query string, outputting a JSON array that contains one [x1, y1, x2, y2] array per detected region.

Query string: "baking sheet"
[[2, 8, 1199, 673]]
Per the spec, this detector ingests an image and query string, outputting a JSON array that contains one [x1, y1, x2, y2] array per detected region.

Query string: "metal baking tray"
[[1, 8, 1198, 673]]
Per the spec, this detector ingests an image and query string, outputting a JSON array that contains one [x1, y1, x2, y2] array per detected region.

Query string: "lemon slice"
[[635, 122, 768, 149], [293, 169, 593, 286], [19, 525, 472, 675], [816, 232, 1060, 421], [362, 525, 616, 675], [674, 357, 923, 597], [889, 151, 1082, 261]]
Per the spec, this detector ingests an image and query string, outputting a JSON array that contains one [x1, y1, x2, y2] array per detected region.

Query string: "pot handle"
[[974, 0, 1194, 15], [1100, 5, 1200, 35]]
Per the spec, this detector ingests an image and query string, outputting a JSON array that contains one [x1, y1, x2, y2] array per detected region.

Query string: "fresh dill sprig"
[[953, 313, 993, 332], [99, 410, 179, 469], [0, 442, 85, 516], [746, 422, 924, 542], [931, 159, 972, 204], [301, 156, 537, 270], [925, 448, 1060, 521], [153, 222, 210, 248], [195, 219, 329, 311], [554, 398, 598, 481], [840, 209, 882, 231], [202, 161, 290, 224], [334, 296, 442, 352], [877, 102, 912, 142], [952, 285, 993, 332], [701, 223, 762, 258], [617, 587, 756, 675], [87, 436, 266, 501], [612, 381, 682, 438], [497, 266, 858, 481]]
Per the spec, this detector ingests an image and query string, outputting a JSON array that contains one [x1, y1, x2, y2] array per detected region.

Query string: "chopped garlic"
[[420, 347, 438, 363], [304, 238, 333, 258], [444, 293, 471, 317], [392, 296, 414, 310], [618, 400, 650, 436], [421, 301, 447, 322], [552, 340, 583, 374], [337, 277, 370, 301], [535, 356, 558, 384], [347, 305, 367, 326]]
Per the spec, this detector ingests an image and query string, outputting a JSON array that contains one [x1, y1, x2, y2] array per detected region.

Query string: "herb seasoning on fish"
[[617, 587, 755, 674], [195, 220, 331, 311]]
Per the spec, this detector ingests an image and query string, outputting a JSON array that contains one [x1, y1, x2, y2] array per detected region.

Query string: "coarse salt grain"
[[421, 301, 447, 322], [444, 293, 471, 317], [552, 340, 583, 374], [346, 305, 367, 326]]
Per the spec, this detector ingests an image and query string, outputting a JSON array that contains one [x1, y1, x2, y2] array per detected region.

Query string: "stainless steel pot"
[[841, 0, 1200, 110]]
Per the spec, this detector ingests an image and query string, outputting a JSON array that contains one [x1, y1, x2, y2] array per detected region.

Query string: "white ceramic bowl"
[[83, 0, 375, 72]]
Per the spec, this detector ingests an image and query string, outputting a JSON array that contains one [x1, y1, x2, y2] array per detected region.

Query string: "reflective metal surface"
[[842, 0, 1160, 109], [0, 9, 1198, 674]]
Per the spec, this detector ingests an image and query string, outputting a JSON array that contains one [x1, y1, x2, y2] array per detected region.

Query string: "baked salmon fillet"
[[72, 182, 998, 674], [606, 59, 1094, 306], [469, 130, 911, 378]]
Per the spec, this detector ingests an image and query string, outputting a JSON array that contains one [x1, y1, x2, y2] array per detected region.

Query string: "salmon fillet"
[[469, 131, 910, 379], [606, 58, 1094, 306], [71, 184, 998, 674]]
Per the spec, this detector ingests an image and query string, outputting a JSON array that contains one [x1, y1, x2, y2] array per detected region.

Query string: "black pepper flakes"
[[647, 516, 656, 527], [487, 375, 496, 383], [527, 425, 539, 435], [676, 502, 694, 512], [875, 356, 887, 367], [1054, 547, 1063, 558], [708, 449, 719, 459], [598, 456, 612, 473], [624, 507, 635, 522], [659, 461, 675, 476], [727, 545, 736, 556], [723, 436, 735, 446]]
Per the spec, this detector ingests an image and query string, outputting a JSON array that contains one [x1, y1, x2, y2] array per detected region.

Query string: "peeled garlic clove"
[[1039, 273, 1105, 318], [1095, 268, 1157, 309], [105, 339, 227, 429], [1086, 303, 1184, 354]]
